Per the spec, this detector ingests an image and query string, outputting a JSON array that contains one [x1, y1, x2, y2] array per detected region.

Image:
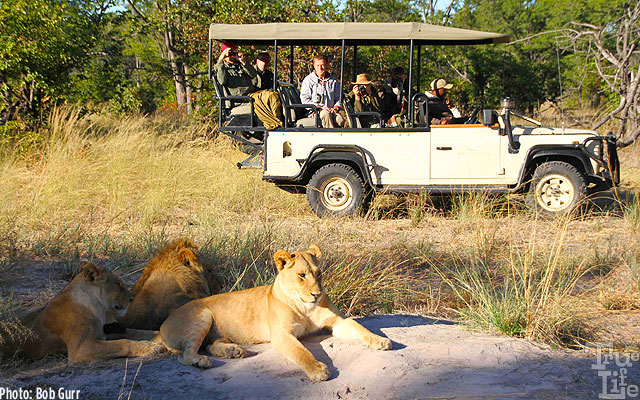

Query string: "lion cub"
[[159, 245, 391, 381], [5, 263, 164, 363], [119, 239, 221, 330]]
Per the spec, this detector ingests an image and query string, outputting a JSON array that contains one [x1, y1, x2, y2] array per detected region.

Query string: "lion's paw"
[[194, 355, 213, 369], [148, 342, 167, 355], [306, 361, 330, 382], [137, 341, 166, 356], [366, 335, 392, 351], [179, 354, 213, 369], [223, 344, 245, 359]]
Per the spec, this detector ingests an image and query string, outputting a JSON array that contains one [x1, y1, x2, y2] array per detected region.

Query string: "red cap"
[[221, 41, 237, 52]]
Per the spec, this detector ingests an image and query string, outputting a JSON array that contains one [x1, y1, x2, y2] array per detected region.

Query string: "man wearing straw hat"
[[345, 73, 383, 128]]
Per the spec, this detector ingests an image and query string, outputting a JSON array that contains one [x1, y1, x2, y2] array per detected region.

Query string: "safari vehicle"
[[208, 22, 620, 218]]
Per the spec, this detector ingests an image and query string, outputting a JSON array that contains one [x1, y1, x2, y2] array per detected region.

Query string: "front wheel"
[[525, 161, 587, 218], [306, 163, 367, 217]]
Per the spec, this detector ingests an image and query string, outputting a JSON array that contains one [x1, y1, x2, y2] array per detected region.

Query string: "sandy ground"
[[1, 314, 627, 400]]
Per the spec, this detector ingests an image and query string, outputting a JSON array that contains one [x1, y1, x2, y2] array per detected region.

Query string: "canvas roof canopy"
[[208, 22, 510, 46]]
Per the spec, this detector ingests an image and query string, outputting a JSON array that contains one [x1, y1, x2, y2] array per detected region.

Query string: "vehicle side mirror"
[[482, 109, 498, 126]]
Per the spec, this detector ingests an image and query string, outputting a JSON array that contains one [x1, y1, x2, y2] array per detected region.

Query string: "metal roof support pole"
[[339, 39, 346, 104], [352, 45, 358, 83], [417, 45, 421, 93], [208, 39, 212, 79], [289, 45, 294, 84], [408, 39, 414, 127], [273, 40, 278, 90]]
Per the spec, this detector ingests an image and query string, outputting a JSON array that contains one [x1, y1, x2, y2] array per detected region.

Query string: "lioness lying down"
[[159, 245, 391, 381], [8, 263, 164, 363]]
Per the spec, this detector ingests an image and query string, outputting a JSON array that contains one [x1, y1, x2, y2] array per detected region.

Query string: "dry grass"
[[1, 106, 639, 352]]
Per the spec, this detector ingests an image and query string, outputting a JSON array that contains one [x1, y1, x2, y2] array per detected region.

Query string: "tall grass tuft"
[[623, 192, 640, 233], [431, 219, 595, 346], [323, 256, 421, 316], [0, 108, 308, 232]]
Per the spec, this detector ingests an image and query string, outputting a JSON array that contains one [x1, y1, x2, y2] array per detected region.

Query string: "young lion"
[[118, 238, 222, 330], [159, 245, 391, 381], [6, 263, 164, 363]]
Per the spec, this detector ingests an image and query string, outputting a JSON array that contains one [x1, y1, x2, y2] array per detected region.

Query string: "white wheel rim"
[[535, 174, 575, 212], [320, 177, 353, 211]]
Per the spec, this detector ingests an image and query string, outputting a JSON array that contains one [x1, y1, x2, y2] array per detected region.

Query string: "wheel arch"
[[299, 148, 373, 189], [518, 147, 593, 192]]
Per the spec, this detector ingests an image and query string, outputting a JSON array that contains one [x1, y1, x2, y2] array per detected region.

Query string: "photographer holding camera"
[[214, 42, 283, 130], [345, 73, 382, 128], [380, 67, 409, 121]]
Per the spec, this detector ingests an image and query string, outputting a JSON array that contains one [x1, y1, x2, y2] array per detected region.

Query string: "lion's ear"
[[274, 250, 292, 271], [177, 248, 197, 267], [307, 244, 322, 259], [82, 263, 102, 282]]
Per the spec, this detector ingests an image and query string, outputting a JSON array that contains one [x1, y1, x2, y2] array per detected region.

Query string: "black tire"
[[525, 161, 587, 218], [306, 163, 366, 217]]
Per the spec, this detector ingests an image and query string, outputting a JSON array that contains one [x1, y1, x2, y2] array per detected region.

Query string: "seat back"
[[342, 100, 360, 128], [412, 93, 429, 127], [212, 74, 233, 112], [277, 82, 309, 126], [276, 82, 295, 124]]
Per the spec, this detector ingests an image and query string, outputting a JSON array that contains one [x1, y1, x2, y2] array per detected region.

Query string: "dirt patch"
[[0, 315, 622, 399]]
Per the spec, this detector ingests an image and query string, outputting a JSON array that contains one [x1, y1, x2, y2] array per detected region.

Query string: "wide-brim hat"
[[352, 73, 373, 85], [430, 78, 453, 90]]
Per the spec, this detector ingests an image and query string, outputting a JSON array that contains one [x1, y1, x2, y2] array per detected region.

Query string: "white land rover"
[[263, 98, 619, 217], [208, 22, 620, 217]]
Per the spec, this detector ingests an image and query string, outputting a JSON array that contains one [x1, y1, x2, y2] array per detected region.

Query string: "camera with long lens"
[[390, 78, 403, 89], [358, 84, 367, 93], [228, 50, 238, 57]]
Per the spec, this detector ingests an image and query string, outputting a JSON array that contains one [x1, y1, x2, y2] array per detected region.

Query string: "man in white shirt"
[[300, 54, 345, 128]]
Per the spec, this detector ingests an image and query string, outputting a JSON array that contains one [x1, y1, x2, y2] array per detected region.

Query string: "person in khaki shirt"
[[345, 74, 383, 128], [214, 42, 283, 130]]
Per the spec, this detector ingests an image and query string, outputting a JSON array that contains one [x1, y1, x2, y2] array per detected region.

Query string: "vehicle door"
[[429, 125, 505, 183]]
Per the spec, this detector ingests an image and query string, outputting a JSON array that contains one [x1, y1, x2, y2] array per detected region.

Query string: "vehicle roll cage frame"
[[207, 23, 509, 131], [209, 38, 428, 128]]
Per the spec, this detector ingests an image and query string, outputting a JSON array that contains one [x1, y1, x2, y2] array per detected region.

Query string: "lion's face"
[[82, 263, 132, 318], [274, 245, 324, 308]]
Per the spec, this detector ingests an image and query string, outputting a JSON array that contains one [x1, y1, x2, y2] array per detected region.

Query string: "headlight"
[[500, 97, 516, 110]]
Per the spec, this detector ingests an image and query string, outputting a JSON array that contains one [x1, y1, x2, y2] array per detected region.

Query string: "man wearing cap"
[[255, 52, 273, 90], [345, 73, 383, 128], [426, 78, 463, 125], [300, 54, 344, 128], [214, 42, 283, 130]]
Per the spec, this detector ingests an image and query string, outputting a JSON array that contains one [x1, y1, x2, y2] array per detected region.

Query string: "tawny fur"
[[119, 239, 221, 330], [1, 263, 164, 363], [159, 245, 392, 382]]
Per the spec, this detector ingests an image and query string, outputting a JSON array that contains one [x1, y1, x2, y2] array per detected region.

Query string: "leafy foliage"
[[0, 0, 635, 142], [0, 0, 114, 124]]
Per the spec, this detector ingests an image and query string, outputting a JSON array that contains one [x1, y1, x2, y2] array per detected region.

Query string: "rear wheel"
[[306, 163, 366, 217], [525, 161, 587, 218]]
